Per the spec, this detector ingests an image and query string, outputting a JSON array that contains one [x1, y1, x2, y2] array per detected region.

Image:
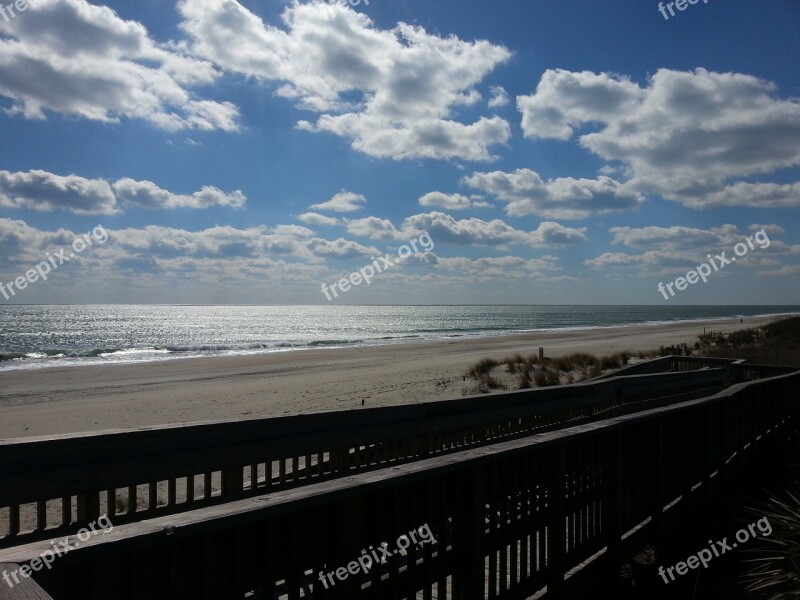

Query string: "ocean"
[[0, 304, 797, 371]]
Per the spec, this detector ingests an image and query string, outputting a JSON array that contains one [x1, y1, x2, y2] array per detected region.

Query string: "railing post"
[[452, 464, 486, 600], [330, 448, 349, 473], [654, 416, 665, 538], [549, 445, 567, 595], [705, 403, 718, 506], [221, 467, 244, 495], [720, 391, 732, 494], [603, 428, 624, 590], [76, 491, 100, 522]]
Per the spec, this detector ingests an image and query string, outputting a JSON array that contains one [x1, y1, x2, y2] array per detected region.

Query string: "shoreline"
[[1, 309, 796, 373], [0, 314, 788, 439]]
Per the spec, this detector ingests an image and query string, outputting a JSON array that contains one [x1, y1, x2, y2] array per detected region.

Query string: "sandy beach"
[[0, 315, 783, 439]]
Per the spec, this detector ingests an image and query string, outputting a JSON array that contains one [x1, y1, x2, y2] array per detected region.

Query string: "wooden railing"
[[597, 354, 795, 384], [0, 367, 727, 548], [2, 367, 796, 599]]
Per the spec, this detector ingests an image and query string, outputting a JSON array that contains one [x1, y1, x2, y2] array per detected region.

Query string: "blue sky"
[[0, 0, 798, 304]]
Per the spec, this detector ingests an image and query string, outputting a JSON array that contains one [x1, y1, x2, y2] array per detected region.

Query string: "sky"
[[0, 0, 798, 305]]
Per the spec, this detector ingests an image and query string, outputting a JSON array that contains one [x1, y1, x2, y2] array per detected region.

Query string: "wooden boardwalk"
[[0, 356, 797, 599]]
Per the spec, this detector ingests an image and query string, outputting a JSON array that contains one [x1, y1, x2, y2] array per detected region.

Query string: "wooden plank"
[[128, 485, 137, 514], [35, 504, 45, 534], [203, 473, 212, 501], [8, 506, 19, 538], [452, 464, 486, 600], [168, 479, 177, 507], [76, 492, 99, 522], [0, 563, 54, 600], [60, 497, 70, 528], [148, 482, 157, 511], [549, 445, 567, 595]]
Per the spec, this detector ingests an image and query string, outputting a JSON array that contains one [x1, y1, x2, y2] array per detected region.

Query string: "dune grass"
[[741, 488, 800, 598], [463, 316, 800, 394], [696, 316, 800, 367], [464, 350, 629, 393]]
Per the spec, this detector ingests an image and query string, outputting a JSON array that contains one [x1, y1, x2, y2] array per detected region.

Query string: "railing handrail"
[[0, 367, 725, 506], [594, 354, 796, 382]]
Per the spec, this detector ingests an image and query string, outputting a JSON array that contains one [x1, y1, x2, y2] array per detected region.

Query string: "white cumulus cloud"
[[418, 192, 486, 211], [0, 0, 239, 131], [464, 168, 643, 219], [346, 211, 587, 248], [310, 191, 366, 213], [517, 67, 800, 209], [0, 169, 245, 214], [178, 0, 511, 161]]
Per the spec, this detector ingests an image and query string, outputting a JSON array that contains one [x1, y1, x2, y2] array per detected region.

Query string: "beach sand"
[[0, 315, 781, 439]]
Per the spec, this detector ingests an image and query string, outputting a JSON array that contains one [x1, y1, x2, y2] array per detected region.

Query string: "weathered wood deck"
[[1, 356, 797, 599]]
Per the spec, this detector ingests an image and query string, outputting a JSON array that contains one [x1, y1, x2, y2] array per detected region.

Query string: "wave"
[[0, 339, 367, 365], [306, 339, 363, 347], [3, 309, 798, 371]]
